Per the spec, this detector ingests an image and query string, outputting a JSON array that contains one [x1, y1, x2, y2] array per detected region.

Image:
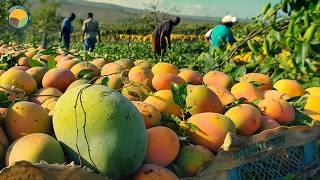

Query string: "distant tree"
[[143, 0, 180, 28], [0, 0, 26, 26], [0, 0, 26, 42], [28, 0, 61, 47]]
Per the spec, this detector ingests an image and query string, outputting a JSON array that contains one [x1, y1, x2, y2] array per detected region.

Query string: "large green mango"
[[53, 84, 147, 179]]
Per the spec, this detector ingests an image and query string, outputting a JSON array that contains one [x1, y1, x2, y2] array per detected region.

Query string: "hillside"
[[27, 0, 216, 24]]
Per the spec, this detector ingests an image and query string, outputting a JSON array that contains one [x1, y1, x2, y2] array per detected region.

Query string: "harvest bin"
[[188, 125, 320, 180], [0, 126, 319, 180]]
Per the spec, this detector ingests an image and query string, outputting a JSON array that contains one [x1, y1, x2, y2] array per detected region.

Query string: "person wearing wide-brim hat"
[[205, 15, 237, 49]]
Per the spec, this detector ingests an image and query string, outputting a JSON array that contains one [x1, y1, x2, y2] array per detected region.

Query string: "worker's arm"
[[160, 31, 165, 49], [60, 28, 65, 42], [60, 20, 67, 42], [204, 29, 212, 44]]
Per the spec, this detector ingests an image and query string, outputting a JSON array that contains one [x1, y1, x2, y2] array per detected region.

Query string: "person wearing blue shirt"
[[205, 15, 237, 50], [60, 13, 76, 49]]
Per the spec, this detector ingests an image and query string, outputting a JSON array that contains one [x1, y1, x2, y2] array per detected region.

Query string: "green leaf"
[[39, 47, 57, 56], [223, 61, 236, 73], [101, 77, 109, 86], [269, 30, 281, 42], [288, 110, 313, 127], [251, 99, 262, 106], [171, 164, 184, 177], [231, 66, 246, 81], [225, 97, 246, 110], [0, 63, 8, 70], [270, 68, 284, 83], [301, 43, 311, 62], [78, 69, 95, 79], [250, 81, 265, 87], [28, 59, 43, 67], [0, 91, 8, 102], [160, 113, 181, 124], [197, 52, 215, 71], [287, 94, 309, 111], [186, 122, 201, 131], [171, 82, 187, 109], [47, 58, 56, 70]]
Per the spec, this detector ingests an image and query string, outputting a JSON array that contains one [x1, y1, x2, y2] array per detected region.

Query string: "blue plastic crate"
[[228, 141, 318, 180]]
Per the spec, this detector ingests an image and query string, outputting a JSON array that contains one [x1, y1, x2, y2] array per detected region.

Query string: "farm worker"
[[151, 17, 181, 56], [60, 13, 76, 49], [82, 12, 101, 52], [205, 15, 237, 49]]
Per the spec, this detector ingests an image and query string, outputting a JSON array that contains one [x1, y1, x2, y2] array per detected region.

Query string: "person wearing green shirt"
[[205, 15, 237, 49]]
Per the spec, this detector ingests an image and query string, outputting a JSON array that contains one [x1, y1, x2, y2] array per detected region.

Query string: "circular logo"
[[8, 5, 32, 30]]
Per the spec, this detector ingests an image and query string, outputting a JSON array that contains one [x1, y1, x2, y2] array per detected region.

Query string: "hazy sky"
[[86, 0, 280, 18]]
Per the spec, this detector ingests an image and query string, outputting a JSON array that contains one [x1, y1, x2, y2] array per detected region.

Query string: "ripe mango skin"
[[53, 85, 147, 179]]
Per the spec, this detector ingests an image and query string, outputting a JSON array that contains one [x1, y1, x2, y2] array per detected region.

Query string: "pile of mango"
[[114, 34, 200, 42], [0, 44, 318, 179]]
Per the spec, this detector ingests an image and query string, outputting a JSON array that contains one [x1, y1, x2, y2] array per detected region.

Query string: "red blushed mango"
[[42, 68, 75, 92], [26, 67, 47, 87], [208, 85, 236, 106], [134, 60, 152, 69], [203, 71, 232, 88], [152, 73, 186, 91], [39, 55, 54, 62], [231, 82, 263, 103], [115, 59, 135, 70], [177, 69, 203, 85], [91, 58, 107, 70], [151, 63, 179, 75], [273, 79, 305, 97], [186, 86, 224, 115], [146, 126, 180, 167], [9, 66, 30, 71], [188, 113, 236, 151], [31, 87, 62, 104], [57, 59, 78, 70], [70, 62, 99, 79], [239, 73, 272, 90], [128, 65, 154, 88], [144, 90, 181, 116], [257, 115, 281, 133], [56, 55, 72, 64], [132, 101, 161, 128], [18, 57, 30, 67], [174, 145, 214, 177], [258, 98, 295, 124], [225, 104, 261, 136], [101, 63, 124, 76], [132, 164, 178, 180], [95, 75, 124, 90], [263, 90, 290, 101], [54, 54, 66, 63]]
